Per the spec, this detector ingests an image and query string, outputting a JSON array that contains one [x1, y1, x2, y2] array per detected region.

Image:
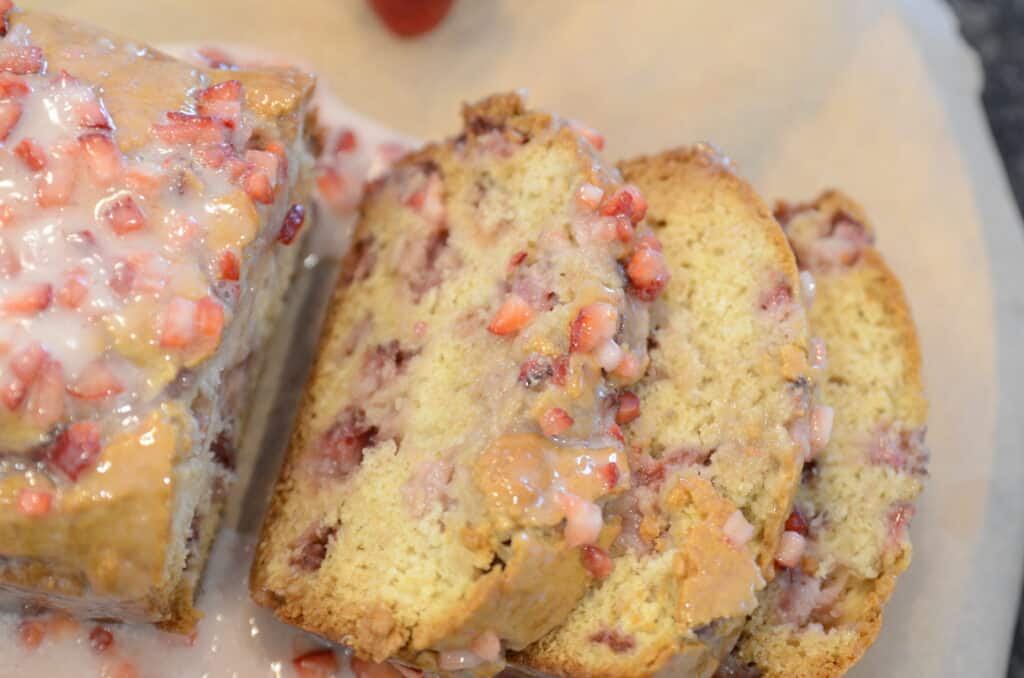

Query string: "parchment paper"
[[21, 1, 1024, 676]]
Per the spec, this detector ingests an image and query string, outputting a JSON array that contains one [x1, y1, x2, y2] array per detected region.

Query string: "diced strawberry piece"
[[0, 45, 44, 75], [24, 358, 64, 429], [277, 203, 306, 244], [0, 1, 11, 39], [78, 133, 122, 186], [124, 166, 164, 197], [488, 294, 533, 335], [368, 0, 454, 37], [242, 170, 273, 204], [264, 141, 289, 176], [625, 246, 670, 301], [103, 661, 139, 678], [10, 341, 44, 382], [568, 120, 605, 151], [196, 79, 242, 126], [56, 268, 89, 309], [0, 233, 19, 275], [16, 488, 52, 517], [0, 73, 28, 98], [217, 250, 240, 281], [151, 112, 226, 146], [1, 282, 52, 315], [192, 141, 235, 169], [615, 391, 641, 425], [784, 509, 809, 536], [0, 100, 21, 141], [14, 138, 46, 171], [539, 407, 573, 437], [551, 355, 569, 386], [17, 619, 45, 649], [335, 128, 358, 153], [580, 544, 613, 579], [315, 167, 350, 209], [0, 201, 14, 227], [569, 302, 618, 353], [598, 461, 620, 490], [76, 96, 112, 130], [101, 195, 146, 235], [292, 649, 339, 678], [88, 626, 114, 654], [36, 143, 78, 207], [601, 185, 647, 225], [0, 370, 25, 409], [507, 250, 528, 271], [195, 296, 224, 345], [67, 361, 123, 400], [50, 69, 79, 89], [48, 420, 102, 481], [160, 297, 197, 348], [108, 258, 136, 296], [607, 423, 624, 443]]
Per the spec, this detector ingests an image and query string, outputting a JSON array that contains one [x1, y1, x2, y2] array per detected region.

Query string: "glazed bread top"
[[0, 6, 313, 601], [513, 146, 811, 678], [251, 93, 669, 672]]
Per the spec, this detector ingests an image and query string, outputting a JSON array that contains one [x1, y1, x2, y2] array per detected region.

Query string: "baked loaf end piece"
[[513, 146, 812, 678], [251, 93, 669, 673], [717, 192, 928, 678], [0, 7, 315, 631]]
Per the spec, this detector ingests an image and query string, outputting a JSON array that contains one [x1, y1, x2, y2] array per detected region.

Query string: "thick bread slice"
[[252, 93, 668, 672], [512, 146, 811, 677], [717, 191, 929, 678], [0, 8, 315, 631]]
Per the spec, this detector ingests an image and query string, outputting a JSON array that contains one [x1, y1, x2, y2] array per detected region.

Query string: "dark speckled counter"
[[945, 2, 1024, 676]]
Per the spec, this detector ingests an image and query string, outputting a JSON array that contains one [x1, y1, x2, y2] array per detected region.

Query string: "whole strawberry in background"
[[368, 0, 454, 38]]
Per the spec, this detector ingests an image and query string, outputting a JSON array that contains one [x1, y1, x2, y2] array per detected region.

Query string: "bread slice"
[[251, 93, 671, 671], [0, 8, 315, 631], [716, 192, 929, 678], [511, 146, 811, 677]]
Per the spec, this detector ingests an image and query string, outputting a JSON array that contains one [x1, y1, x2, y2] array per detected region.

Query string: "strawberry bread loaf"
[[0, 6, 315, 630], [716, 192, 929, 677], [512, 146, 813, 678], [250, 93, 669, 674]]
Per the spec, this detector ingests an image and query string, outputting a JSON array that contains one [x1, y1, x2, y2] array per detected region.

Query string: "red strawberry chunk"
[[56, 268, 89, 308], [315, 167, 350, 209], [784, 509, 809, 536], [195, 296, 225, 348], [0, 73, 28, 98], [124, 167, 164, 197], [16, 488, 52, 517], [625, 245, 669, 301], [0, 1, 11, 39], [196, 79, 242, 126], [0, 201, 14, 227], [2, 282, 52, 315], [0, 100, 21, 141], [217, 250, 240, 281], [292, 649, 339, 678], [101, 195, 146, 235], [36, 143, 78, 207], [580, 544, 613, 579], [14, 138, 46, 171], [160, 297, 197, 348], [48, 420, 102, 481], [67, 361, 123, 400], [598, 461, 620, 490], [0, 233, 19, 275], [368, 0, 454, 38], [0, 370, 25, 409], [78, 133, 122, 186], [88, 627, 114, 654], [108, 258, 136, 296], [569, 302, 618, 353], [335, 129, 358, 153], [0, 45, 44, 75], [615, 391, 641, 425], [192, 141, 235, 169], [242, 170, 273, 204], [488, 293, 533, 335], [24, 358, 64, 429], [76, 96, 112, 130], [539, 407, 574, 437], [601, 185, 647, 225], [17, 619, 45, 649], [10, 341, 44, 382], [277, 203, 306, 244], [151, 112, 226, 146]]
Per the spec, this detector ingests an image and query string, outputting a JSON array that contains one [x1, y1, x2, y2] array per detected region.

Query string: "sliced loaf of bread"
[[511, 146, 812, 677], [716, 191, 928, 678], [251, 94, 671, 673]]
